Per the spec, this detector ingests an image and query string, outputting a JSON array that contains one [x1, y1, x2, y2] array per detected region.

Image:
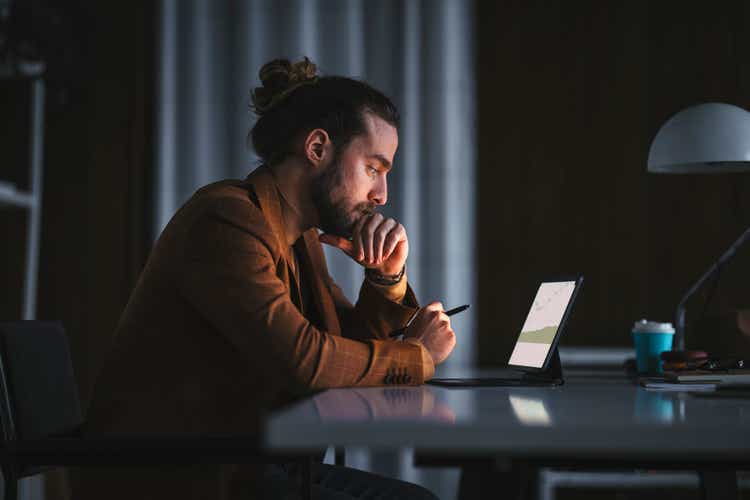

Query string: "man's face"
[[311, 113, 398, 237]]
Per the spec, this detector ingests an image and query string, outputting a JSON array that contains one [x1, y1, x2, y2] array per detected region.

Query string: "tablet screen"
[[508, 281, 577, 368]]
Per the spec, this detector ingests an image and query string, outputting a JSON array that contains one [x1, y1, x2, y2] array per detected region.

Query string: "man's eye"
[[367, 166, 378, 175]]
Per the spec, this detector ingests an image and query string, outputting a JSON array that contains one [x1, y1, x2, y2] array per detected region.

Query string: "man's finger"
[[362, 213, 383, 264], [373, 218, 397, 263], [319, 234, 355, 257], [426, 301, 444, 312], [381, 223, 405, 261], [351, 213, 370, 262]]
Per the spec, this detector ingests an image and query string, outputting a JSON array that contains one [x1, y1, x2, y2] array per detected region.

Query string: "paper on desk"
[[639, 379, 717, 392], [665, 370, 750, 384]]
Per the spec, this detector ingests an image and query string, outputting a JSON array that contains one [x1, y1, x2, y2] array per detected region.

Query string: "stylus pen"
[[388, 304, 470, 338]]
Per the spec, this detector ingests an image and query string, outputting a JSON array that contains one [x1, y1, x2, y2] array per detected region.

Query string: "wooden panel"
[[478, 0, 750, 364]]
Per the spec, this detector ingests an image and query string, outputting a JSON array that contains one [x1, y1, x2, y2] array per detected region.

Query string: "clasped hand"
[[319, 212, 408, 276]]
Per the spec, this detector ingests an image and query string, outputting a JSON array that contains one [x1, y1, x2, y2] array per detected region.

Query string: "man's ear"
[[304, 128, 333, 168]]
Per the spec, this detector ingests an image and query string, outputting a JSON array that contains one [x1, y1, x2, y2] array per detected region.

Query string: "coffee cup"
[[632, 319, 675, 374]]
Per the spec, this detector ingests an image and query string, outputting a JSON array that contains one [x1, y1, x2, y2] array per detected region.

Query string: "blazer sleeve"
[[327, 277, 420, 342], [177, 197, 428, 390]]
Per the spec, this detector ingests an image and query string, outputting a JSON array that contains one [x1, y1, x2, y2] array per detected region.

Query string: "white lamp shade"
[[647, 102, 750, 174]]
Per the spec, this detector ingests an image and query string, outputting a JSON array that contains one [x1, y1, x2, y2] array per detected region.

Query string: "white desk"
[[266, 370, 749, 460], [265, 370, 750, 497]]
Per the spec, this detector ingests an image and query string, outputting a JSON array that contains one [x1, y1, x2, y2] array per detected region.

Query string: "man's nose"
[[369, 177, 388, 206]]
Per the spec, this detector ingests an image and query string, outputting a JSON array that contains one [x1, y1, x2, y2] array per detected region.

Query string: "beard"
[[310, 155, 374, 238]]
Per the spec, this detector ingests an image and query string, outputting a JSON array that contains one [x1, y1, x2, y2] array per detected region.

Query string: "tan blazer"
[[74, 165, 429, 499]]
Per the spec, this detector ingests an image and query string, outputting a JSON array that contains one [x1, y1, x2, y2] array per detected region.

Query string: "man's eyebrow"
[[367, 154, 392, 170]]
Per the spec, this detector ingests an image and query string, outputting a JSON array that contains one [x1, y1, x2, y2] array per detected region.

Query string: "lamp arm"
[[674, 226, 750, 350]]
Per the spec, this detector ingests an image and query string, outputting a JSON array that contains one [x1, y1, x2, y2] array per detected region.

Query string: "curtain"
[[155, 1, 475, 497]]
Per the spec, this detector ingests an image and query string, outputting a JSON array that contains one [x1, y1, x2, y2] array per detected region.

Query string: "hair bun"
[[251, 57, 319, 115]]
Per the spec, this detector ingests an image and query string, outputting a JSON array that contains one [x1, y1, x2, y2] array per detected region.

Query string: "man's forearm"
[[366, 272, 408, 304]]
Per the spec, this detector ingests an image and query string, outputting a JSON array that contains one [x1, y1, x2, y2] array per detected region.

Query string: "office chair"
[[0, 321, 311, 500], [0, 321, 81, 500]]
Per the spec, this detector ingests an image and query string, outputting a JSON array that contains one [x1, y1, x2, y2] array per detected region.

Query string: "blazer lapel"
[[301, 231, 341, 336], [243, 166, 301, 303], [244, 166, 339, 334]]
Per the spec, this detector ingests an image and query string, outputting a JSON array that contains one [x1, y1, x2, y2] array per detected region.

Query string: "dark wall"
[[477, 0, 750, 364], [35, 0, 154, 409], [0, 2, 154, 498]]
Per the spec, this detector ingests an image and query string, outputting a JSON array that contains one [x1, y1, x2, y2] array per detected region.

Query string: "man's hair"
[[249, 57, 400, 166]]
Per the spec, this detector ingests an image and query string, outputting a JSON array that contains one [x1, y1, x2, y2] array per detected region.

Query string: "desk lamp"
[[647, 102, 750, 352]]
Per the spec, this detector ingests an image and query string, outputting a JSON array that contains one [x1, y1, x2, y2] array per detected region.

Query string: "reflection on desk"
[[509, 394, 552, 426], [634, 390, 676, 423], [312, 387, 455, 423], [265, 373, 750, 461]]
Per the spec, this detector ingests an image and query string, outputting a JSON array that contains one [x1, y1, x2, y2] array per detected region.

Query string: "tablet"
[[427, 275, 583, 386], [508, 276, 583, 373]]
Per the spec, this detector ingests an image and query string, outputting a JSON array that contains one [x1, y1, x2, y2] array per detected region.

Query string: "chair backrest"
[[0, 321, 83, 441]]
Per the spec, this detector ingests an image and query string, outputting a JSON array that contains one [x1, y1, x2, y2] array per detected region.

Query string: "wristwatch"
[[365, 265, 405, 286]]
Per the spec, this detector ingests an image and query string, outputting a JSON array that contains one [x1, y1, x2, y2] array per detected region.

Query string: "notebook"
[[664, 370, 750, 385]]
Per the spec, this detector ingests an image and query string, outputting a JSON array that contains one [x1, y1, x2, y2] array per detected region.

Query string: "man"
[[77, 58, 455, 499]]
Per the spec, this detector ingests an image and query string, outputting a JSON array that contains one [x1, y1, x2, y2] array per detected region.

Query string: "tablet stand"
[[425, 348, 565, 387], [520, 348, 564, 385]]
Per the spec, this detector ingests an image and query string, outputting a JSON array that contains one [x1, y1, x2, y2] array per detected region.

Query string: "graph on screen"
[[508, 281, 576, 368]]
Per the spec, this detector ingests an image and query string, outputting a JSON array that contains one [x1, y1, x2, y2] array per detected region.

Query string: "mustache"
[[358, 204, 377, 215]]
